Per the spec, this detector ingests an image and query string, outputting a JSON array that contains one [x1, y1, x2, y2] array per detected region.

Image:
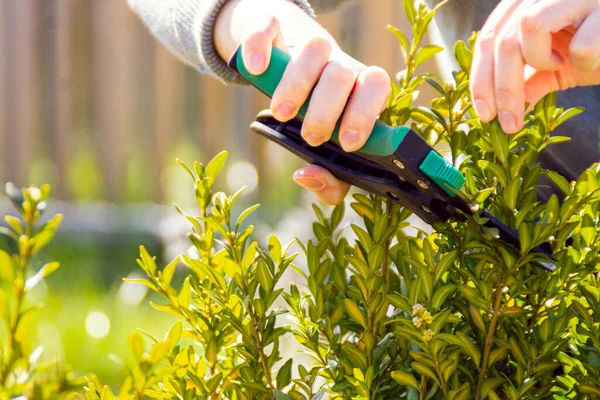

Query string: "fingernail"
[[250, 52, 265, 74], [293, 176, 326, 192], [498, 111, 518, 133], [275, 102, 296, 120], [304, 133, 325, 146], [341, 130, 362, 151], [474, 99, 492, 121]]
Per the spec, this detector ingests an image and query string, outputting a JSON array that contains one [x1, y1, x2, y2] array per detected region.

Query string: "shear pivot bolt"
[[417, 180, 429, 190], [393, 160, 405, 169]]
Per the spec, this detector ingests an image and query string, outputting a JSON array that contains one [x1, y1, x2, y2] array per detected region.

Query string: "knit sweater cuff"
[[192, 0, 316, 85]]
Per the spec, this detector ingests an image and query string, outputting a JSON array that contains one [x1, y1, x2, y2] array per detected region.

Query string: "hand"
[[470, 0, 600, 133], [215, 0, 391, 205]]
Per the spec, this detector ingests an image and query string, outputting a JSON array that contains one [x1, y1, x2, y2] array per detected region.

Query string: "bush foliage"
[[2, 0, 600, 399], [0, 184, 86, 398]]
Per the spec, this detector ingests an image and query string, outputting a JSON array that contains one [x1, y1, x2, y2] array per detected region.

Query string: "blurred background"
[[0, 0, 445, 387]]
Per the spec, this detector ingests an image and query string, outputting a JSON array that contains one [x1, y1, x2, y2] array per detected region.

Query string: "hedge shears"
[[228, 45, 557, 272]]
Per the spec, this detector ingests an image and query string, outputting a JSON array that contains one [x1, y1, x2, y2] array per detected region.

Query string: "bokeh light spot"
[[85, 311, 110, 339], [227, 161, 258, 195], [119, 272, 149, 305]]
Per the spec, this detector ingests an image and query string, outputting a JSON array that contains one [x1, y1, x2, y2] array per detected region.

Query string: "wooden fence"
[[0, 0, 441, 203]]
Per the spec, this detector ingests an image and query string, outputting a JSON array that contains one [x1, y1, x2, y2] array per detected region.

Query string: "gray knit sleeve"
[[128, 0, 321, 84]]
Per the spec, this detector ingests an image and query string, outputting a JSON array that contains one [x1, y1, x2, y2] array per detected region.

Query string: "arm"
[[128, 0, 318, 83]]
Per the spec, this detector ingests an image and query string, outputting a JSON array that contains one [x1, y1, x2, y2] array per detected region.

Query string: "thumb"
[[241, 15, 286, 75], [524, 68, 561, 110], [293, 165, 350, 206]]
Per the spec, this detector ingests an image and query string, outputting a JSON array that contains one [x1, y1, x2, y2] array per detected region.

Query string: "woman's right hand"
[[216, 1, 391, 205]]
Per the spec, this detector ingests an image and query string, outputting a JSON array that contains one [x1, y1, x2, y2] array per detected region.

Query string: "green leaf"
[[331, 202, 345, 230], [0, 250, 14, 282], [434, 250, 457, 283], [488, 120, 509, 165], [553, 107, 584, 128], [276, 358, 293, 389], [412, 362, 440, 385], [236, 204, 261, 229], [388, 293, 411, 312], [257, 260, 274, 292], [540, 136, 571, 150], [161, 256, 179, 286], [4, 216, 22, 234], [391, 370, 419, 389], [122, 278, 158, 292], [389, 25, 410, 59], [456, 331, 481, 367], [545, 170, 571, 196], [413, 45, 443, 68], [5, 183, 24, 212], [509, 337, 527, 367], [139, 246, 157, 275], [424, 76, 446, 95], [403, 0, 415, 24], [25, 262, 60, 292], [165, 321, 182, 350], [454, 40, 472, 72], [205, 151, 228, 179], [345, 299, 367, 329], [480, 378, 505, 398], [503, 177, 522, 210], [31, 214, 63, 254], [518, 223, 531, 254], [176, 159, 195, 180], [101, 386, 115, 400], [368, 246, 386, 269], [273, 391, 293, 400], [178, 277, 191, 308], [129, 331, 145, 361], [431, 284, 456, 309], [477, 161, 508, 187]]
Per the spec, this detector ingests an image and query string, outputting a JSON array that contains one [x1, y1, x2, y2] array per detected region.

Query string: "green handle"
[[233, 45, 409, 156]]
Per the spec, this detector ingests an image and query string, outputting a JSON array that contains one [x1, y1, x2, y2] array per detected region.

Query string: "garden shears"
[[228, 45, 557, 272]]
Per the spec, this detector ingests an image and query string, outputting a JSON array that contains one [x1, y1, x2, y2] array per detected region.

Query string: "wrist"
[[214, 0, 335, 62]]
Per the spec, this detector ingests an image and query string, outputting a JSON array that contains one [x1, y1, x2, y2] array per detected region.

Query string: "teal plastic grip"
[[234, 46, 409, 156], [419, 151, 466, 196]]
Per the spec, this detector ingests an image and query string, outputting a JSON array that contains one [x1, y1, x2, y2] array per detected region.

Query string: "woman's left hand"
[[470, 0, 600, 133]]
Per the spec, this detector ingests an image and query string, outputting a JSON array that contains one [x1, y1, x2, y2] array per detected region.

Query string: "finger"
[[270, 37, 332, 125], [301, 57, 357, 146], [241, 15, 284, 75], [470, 0, 523, 123], [495, 20, 526, 133], [519, 1, 566, 70], [293, 165, 350, 205], [570, 7, 600, 72], [338, 66, 391, 152]]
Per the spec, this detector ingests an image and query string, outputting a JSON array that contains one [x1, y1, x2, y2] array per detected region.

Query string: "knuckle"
[[324, 59, 356, 85], [286, 78, 310, 96], [244, 30, 268, 47], [303, 36, 332, 57], [569, 43, 591, 62], [305, 111, 336, 133], [469, 77, 491, 96], [344, 107, 370, 127], [475, 31, 496, 53], [495, 87, 517, 104], [497, 36, 520, 53], [520, 12, 542, 32], [363, 66, 390, 86]]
